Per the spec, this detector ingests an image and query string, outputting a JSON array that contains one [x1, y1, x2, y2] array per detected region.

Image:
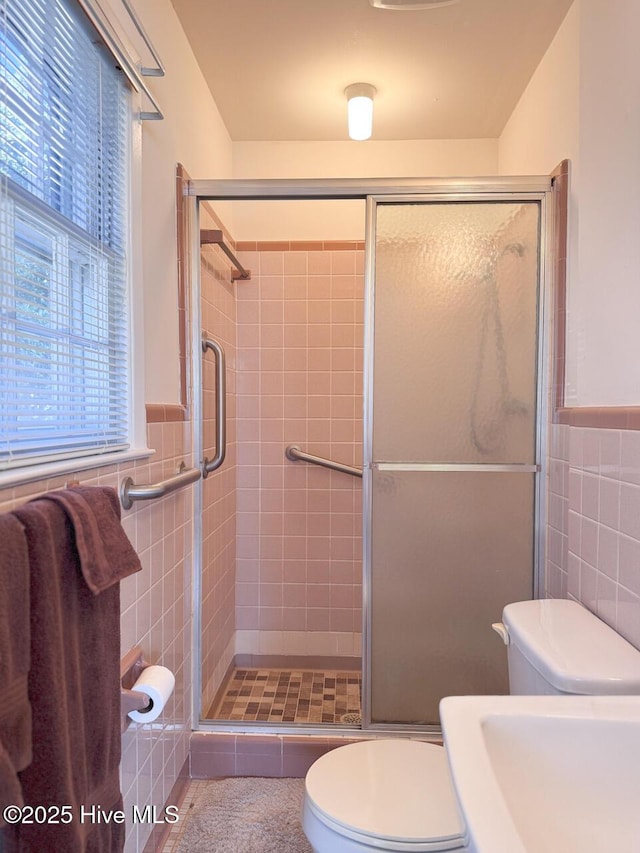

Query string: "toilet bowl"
[[303, 739, 465, 852], [302, 599, 640, 853]]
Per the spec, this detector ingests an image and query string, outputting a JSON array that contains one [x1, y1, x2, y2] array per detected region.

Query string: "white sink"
[[440, 695, 640, 853]]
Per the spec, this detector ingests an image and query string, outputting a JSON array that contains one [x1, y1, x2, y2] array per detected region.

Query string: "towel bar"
[[119, 0, 165, 77], [119, 462, 201, 509]]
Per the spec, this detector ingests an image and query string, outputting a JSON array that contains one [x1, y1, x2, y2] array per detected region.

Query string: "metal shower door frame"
[[186, 177, 552, 735]]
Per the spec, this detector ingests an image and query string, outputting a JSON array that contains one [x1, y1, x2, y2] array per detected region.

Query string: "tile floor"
[[160, 780, 208, 852], [207, 668, 362, 724]]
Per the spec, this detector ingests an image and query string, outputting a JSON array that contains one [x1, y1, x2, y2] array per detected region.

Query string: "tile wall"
[[189, 731, 362, 780], [233, 245, 364, 659], [546, 422, 640, 649], [0, 416, 194, 853], [547, 161, 640, 652]]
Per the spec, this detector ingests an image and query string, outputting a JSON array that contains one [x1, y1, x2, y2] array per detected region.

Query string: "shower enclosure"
[[187, 178, 551, 732]]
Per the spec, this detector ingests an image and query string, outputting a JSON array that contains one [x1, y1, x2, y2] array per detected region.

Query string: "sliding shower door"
[[366, 198, 542, 726]]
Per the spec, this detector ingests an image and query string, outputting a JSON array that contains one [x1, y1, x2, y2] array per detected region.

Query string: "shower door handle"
[[201, 333, 227, 478]]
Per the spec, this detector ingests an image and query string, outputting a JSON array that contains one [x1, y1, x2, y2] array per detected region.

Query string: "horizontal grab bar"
[[119, 463, 201, 510], [285, 445, 362, 478]]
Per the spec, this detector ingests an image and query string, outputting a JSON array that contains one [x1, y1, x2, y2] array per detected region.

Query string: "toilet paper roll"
[[128, 665, 175, 723]]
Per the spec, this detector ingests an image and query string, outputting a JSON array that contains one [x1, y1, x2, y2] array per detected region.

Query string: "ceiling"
[[169, 0, 572, 142]]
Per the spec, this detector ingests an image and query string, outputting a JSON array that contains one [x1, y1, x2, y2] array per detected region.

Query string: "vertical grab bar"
[[201, 333, 227, 478]]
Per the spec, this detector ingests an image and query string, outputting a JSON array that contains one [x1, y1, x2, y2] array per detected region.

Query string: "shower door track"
[[374, 463, 539, 472], [188, 176, 553, 736], [195, 721, 442, 739]]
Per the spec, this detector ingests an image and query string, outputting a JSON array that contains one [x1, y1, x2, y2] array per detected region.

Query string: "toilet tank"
[[498, 599, 640, 695]]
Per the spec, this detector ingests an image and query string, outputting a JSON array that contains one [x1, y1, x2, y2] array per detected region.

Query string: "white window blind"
[[0, 0, 131, 470]]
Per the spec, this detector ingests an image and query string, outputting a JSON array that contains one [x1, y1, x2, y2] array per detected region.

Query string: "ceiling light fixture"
[[345, 83, 376, 141], [370, 0, 460, 9]]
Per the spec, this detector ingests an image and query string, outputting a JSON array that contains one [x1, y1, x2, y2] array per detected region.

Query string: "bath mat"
[[174, 777, 313, 852]]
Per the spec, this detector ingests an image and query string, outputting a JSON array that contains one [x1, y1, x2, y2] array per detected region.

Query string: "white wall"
[[500, 0, 640, 406], [498, 2, 580, 403], [133, 0, 640, 404], [234, 139, 498, 179], [498, 3, 580, 178], [232, 139, 498, 240], [131, 0, 234, 404], [576, 0, 640, 406]]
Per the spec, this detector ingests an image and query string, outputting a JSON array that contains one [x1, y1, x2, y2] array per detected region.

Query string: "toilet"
[[302, 599, 640, 853]]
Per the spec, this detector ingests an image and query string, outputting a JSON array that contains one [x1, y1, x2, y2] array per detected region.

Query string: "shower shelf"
[[200, 229, 251, 280]]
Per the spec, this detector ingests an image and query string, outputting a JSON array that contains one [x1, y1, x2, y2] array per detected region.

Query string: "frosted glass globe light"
[[345, 83, 376, 141]]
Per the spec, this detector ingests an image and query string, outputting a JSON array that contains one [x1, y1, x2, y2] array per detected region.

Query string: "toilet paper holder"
[[121, 645, 153, 731]]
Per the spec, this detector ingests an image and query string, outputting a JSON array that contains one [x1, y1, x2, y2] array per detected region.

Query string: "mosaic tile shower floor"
[[207, 668, 362, 724]]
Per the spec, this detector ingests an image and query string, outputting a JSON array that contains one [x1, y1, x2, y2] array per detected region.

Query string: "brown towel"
[[0, 514, 32, 825], [38, 486, 140, 594], [0, 744, 25, 826], [5, 488, 141, 852]]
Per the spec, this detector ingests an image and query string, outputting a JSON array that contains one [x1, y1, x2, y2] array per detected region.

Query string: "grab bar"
[[202, 333, 227, 478], [200, 229, 251, 281], [285, 445, 363, 478], [120, 462, 200, 510]]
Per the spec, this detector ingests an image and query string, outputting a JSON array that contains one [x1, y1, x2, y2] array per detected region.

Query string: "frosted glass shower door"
[[368, 200, 541, 725]]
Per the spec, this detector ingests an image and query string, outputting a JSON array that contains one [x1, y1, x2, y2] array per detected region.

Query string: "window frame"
[[0, 0, 150, 487]]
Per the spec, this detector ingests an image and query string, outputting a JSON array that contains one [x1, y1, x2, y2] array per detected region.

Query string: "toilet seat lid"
[[305, 739, 463, 846]]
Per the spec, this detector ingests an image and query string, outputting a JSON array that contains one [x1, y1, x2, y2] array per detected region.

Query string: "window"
[[0, 0, 131, 471]]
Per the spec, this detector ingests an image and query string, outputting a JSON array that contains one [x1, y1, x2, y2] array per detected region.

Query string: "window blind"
[[0, 0, 131, 469]]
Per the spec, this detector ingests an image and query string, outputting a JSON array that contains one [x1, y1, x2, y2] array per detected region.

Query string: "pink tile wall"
[[190, 732, 363, 779], [547, 423, 640, 649], [0, 419, 194, 853], [199, 226, 238, 709], [235, 249, 364, 642]]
